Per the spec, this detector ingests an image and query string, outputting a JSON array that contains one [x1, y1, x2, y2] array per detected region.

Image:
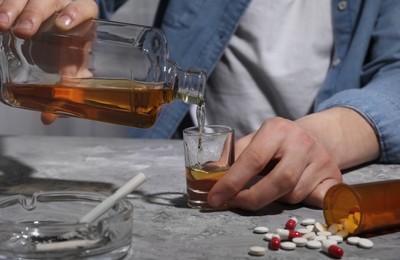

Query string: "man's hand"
[[0, 0, 98, 38], [208, 107, 380, 210]]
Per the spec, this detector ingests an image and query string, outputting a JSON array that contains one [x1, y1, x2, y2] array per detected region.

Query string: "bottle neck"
[[167, 60, 206, 105]]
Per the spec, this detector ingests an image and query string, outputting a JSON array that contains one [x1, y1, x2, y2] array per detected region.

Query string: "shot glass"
[[183, 125, 234, 210]]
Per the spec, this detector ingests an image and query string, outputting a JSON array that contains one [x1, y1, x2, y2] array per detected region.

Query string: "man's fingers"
[[10, 0, 70, 38], [304, 178, 342, 208], [234, 132, 255, 160], [208, 122, 282, 207], [278, 151, 342, 205], [225, 146, 309, 210], [55, 0, 98, 30], [0, 0, 98, 38], [0, 0, 28, 30]]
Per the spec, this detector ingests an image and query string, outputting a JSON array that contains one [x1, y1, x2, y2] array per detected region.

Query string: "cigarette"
[[79, 172, 147, 223]]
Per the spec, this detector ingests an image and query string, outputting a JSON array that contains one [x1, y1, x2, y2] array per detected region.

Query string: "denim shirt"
[[96, 0, 128, 20], [111, 0, 400, 164]]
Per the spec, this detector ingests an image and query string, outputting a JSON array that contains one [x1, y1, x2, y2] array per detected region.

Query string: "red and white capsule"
[[269, 236, 281, 251], [276, 228, 289, 240], [285, 217, 298, 230], [289, 230, 302, 240], [323, 244, 344, 259], [276, 228, 301, 240]]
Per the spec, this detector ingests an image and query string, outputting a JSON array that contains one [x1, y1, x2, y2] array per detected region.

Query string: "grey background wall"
[[0, 0, 160, 137]]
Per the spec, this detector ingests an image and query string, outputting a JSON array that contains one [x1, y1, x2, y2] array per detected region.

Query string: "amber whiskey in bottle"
[[0, 15, 205, 128]]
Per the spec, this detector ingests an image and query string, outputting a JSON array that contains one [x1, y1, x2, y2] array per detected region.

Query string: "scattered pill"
[[297, 228, 311, 235], [317, 231, 332, 237], [302, 232, 316, 241], [313, 222, 328, 232], [323, 244, 344, 259], [353, 212, 361, 225], [322, 239, 338, 248], [269, 236, 281, 250], [306, 225, 315, 231], [346, 236, 360, 245], [340, 214, 358, 234], [249, 246, 266, 256], [328, 223, 341, 234], [249, 217, 374, 258], [328, 235, 343, 243], [264, 233, 279, 241], [281, 241, 296, 250], [254, 226, 269, 234], [315, 235, 327, 241], [301, 218, 316, 226], [285, 218, 297, 230], [358, 238, 374, 249], [306, 240, 322, 249], [292, 237, 308, 247]]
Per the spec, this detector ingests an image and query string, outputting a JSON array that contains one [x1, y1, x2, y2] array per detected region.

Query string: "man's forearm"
[[296, 107, 380, 170]]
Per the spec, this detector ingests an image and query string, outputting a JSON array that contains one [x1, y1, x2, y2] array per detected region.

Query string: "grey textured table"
[[0, 136, 399, 259]]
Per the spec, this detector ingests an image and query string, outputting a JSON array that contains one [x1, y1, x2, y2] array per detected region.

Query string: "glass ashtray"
[[0, 191, 133, 259]]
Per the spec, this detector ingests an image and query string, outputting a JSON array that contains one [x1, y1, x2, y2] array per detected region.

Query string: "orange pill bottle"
[[323, 179, 400, 235]]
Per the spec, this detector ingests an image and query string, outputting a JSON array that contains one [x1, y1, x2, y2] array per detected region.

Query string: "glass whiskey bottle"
[[0, 15, 205, 128]]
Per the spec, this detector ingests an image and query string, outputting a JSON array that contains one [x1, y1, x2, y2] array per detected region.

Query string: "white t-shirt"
[[200, 0, 333, 138]]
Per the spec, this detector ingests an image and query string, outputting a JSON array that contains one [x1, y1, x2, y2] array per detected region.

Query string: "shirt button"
[[338, 1, 347, 11], [332, 58, 341, 67]]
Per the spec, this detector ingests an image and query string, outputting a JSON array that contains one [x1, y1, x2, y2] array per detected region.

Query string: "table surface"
[[0, 136, 399, 260]]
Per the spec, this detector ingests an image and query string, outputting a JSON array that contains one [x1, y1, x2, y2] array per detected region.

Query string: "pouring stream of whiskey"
[[196, 100, 206, 167]]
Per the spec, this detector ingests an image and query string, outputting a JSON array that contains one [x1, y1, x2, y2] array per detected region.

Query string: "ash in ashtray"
[[34, 235, 102, 252], [26, 229, 102, 252], [31, 234, 79, 244]]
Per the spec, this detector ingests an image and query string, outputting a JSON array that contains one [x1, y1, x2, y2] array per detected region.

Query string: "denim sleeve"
[[95, 0, 128, 19], [316, 1, 400, 163]]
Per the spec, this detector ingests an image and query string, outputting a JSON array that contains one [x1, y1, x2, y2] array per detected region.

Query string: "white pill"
[[322, 239, 338, 249], [306, 225, 315, 231], [346, 236, 360, 245], [264, 233, 279, 241], [292, 237, 308, 247], [302, 232, 316, 241], [328, 223, 340, 234], [306, 240, 322, 249], [358, 238, 374, 249], [301, 218, 316, 226], [254, 226, 269, 234], [280, 241, 296, 250], [313, 222, 328, 232], [249, 246, 266, 256], [315, 235, 327, 241], [328, 235, 343, 243], [297, 228, 311, 235], [317, 231, 332, 237]]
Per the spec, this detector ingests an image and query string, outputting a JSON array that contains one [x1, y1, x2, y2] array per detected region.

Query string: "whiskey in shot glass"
[[183, 125, 234, 210]]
